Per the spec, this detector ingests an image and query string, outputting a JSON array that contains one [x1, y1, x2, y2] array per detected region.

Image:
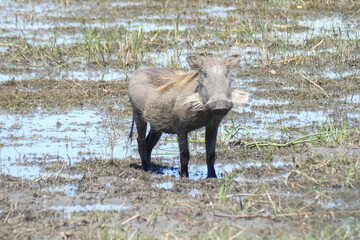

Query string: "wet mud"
[[0, 0, 359, 239]]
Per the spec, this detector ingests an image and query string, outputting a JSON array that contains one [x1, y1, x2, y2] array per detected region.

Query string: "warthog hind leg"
[[145, 129, 162, 166]]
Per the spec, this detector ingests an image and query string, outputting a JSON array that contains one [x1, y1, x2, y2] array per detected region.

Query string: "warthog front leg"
[[205, 126, 218, 178], [177, 132, 190, 177]]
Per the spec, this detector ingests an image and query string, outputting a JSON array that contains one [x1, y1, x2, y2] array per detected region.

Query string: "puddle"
[[189, 188, 201, 197], [155, 162, 262, 180], [0, 162, 83, 180], [56, 173, 83, 179], [154, 181, 174, 189], [293, 15, 359, 45], [304, 198, 355, 209], [298, 15, 356, 34], [198, 6, 236, 18], [43, 185, 78, 197], [51, 203, 130, 212], [157, 164, 206, 180], [125, 22, 193, 32], [57, 67, 128, 82], [0, 109, 136, 179], [244, 161, 262, 168], [320, 69, 359, 79], [344, 94, 359, 104], [316, 199, 343, 209], [0, 164, 42, 180], [271, 157, 292, 168], [250, 98, 290, 106], [235, 173, 288, 183], [144, 149, 289, 180], [249, 15, 359, 48], [334, 94, 359, 104], [232, 106, 332, 140], [110, 2, 143, 7], [0, 66, 128, 83]]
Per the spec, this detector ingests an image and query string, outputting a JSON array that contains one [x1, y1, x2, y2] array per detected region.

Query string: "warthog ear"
[[225, 55, 241, 68], [187, 55, 203, 69]]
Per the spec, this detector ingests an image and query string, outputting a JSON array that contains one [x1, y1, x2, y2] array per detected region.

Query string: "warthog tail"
[[128, 117, 135, 143]]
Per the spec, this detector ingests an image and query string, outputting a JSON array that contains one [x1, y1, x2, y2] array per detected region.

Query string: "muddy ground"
[[0, 0, 360, 239]]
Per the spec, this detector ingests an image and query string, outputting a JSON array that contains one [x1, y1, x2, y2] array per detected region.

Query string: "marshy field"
[[0, 0, 359, 239]]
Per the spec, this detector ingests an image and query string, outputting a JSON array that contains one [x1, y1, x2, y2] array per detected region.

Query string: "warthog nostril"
[[205, 100, 233, 114]]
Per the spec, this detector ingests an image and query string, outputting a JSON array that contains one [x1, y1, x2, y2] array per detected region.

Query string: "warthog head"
[[186, 55, 242, 116]]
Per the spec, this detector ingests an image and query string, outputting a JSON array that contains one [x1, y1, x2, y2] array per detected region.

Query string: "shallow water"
[[43, 184, 78, 196], [0, 66, 128, 83], [1, 164, 42, 180], [0, 109, 136, 179], [151, 160, 290, 180], [198, 5, 236, 19], [298, 15, 357, 36], [154, 181, 174, 189], [189, 188, 202, 197], [51, 203, 130, 212]]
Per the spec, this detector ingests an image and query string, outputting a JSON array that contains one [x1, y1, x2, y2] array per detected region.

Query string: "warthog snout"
[[205, 99, 233, 116]]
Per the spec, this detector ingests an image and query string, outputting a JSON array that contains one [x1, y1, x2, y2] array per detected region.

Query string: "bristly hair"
[[157, 70, 199, 92]]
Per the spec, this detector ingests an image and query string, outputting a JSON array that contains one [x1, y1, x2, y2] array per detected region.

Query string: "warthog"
[[128, 55, 248, 178]]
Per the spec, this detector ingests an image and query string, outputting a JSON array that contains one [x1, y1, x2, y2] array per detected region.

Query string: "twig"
[[214, 211, 313, 219], [121, 214, 140, 226], [55, 162, 66, 181], [3, 206, 13, 224], [311, 38, 325, 52], [292, 169, 319, 185], [19, 51, 32, 64], [263, 56, 303, 66], [298, 72, 330, 98], [33, 171, 50, 183], [0, 43, 17, 47], [224, 193, 268, 198], [265, 188, 277, 214], [71, 79, 84, 90]]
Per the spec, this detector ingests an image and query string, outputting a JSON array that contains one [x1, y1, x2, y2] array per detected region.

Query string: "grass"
[[7, 27, 153, 69], [219, 173, 234, 204], [3, 7, 360, 73], [222, 117, 353, 150]]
